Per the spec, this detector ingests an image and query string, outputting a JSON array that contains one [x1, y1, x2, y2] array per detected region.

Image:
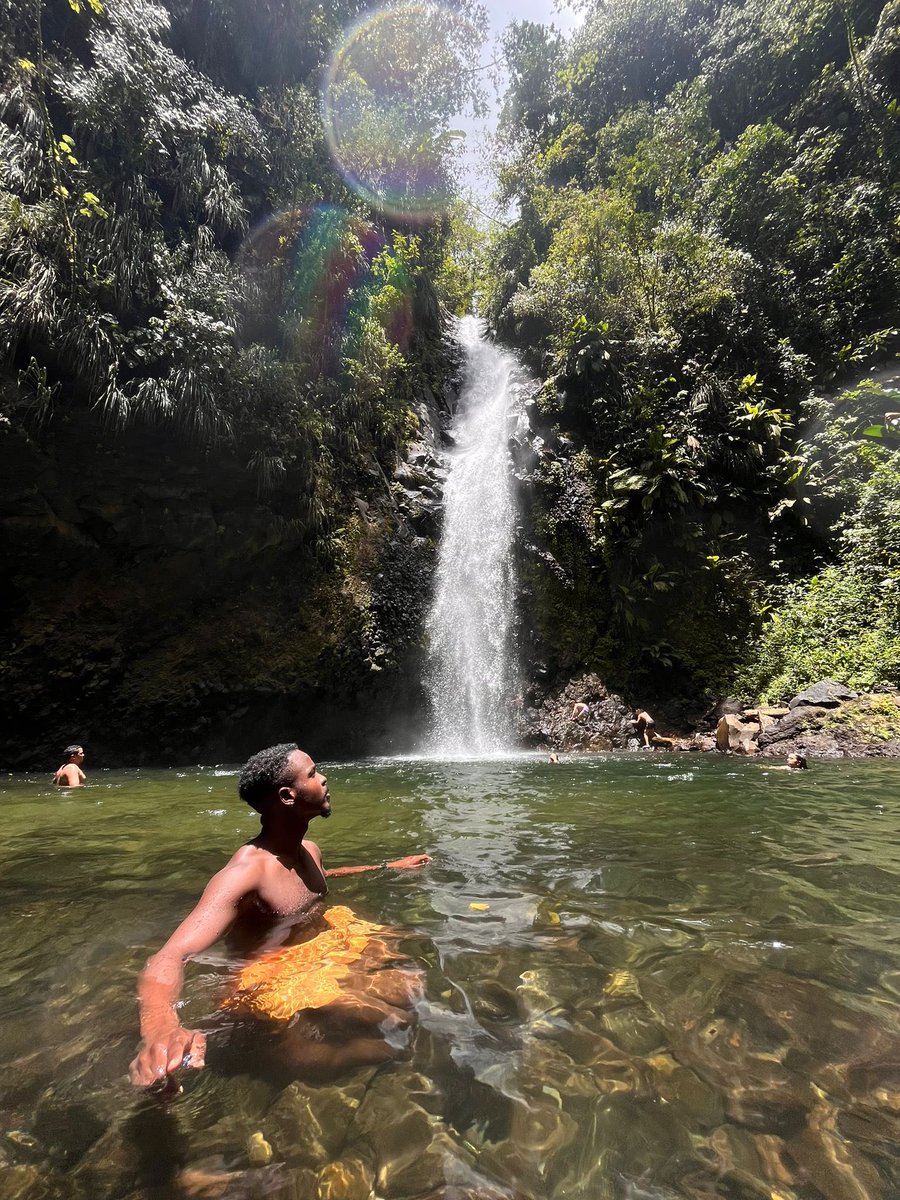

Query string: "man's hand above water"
[[129, 1024, 206, 1088], [386, 854, 433, 870]]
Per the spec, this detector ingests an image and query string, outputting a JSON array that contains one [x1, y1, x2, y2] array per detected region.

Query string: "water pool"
[[1, 753, 899, 1198]]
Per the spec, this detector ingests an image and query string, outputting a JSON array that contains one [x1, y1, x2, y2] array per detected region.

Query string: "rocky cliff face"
[[0, 353, 460, 770]]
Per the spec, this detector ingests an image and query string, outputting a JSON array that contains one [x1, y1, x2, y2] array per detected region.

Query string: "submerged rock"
[[317, 1154, 376, 1200]]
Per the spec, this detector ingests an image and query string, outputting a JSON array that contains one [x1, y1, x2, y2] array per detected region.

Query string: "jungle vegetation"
[[0, 0, 485, 539], [2, 0, 898, 722], [486, 0, 900, 703]]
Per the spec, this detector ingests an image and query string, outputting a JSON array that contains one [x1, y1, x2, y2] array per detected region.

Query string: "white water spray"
[[425, 316, 526, 755]]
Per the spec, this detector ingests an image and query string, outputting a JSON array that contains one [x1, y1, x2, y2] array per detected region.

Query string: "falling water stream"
[[425, 316, 526, 754]]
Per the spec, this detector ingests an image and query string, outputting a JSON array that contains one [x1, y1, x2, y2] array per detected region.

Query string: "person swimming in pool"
[[129, 742, 431, 1089], [767, 752, 809, 771], [53, 744, 86, 787]]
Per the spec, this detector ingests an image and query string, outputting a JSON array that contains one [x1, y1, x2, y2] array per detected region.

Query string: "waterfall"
[[424, 316, 524, 755]]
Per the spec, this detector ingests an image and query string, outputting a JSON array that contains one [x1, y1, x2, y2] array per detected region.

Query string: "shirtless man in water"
[[53, 745, 86, 787], [129, 742, 431, 1088]]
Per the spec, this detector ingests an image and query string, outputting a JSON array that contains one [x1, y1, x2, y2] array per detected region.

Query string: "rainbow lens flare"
[[238, 205, 413, 370], [323, 3, 478, 222]]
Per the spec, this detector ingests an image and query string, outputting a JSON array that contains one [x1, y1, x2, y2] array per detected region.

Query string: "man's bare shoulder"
[[201, 843, 272, 893], [54, 765, 82, 787], [228, 842, 264, 861]]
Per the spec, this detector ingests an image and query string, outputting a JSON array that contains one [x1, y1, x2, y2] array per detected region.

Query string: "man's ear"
[[278, 786, 295, 806]]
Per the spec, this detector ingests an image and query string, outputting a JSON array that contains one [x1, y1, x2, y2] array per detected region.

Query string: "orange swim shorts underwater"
[[221, 906, 402, 1022]]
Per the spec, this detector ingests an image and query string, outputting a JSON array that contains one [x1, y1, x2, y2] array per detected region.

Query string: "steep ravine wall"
[[0, 361, 459, 770]]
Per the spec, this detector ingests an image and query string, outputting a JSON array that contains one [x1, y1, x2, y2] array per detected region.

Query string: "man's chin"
[[320, 802, 332, 819]]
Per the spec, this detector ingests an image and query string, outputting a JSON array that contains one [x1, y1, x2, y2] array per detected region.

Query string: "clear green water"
[[2, 754, 900, 1199]]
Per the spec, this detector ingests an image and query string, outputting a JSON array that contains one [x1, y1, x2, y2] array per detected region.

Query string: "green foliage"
[[433, 205, 489, 315], [1, 0, 481, 550], [490, 0, 900, 702], [738, 443, 900, 700], [797, 380, 897, 546], [499, 20, 565, 146], [736, 564, 900, 701], [561, 0, 716, 131], [322, 3, 486, 221]]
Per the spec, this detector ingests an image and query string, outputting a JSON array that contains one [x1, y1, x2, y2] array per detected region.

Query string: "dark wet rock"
[[0, 325, 461, 766], [508, 435, 539, 478], [477, 1093, 579, 1196], [0, 1163, 72, 1200], [789, 680, 858, 709], [516, 966, 588, 1019], [520, 1040, 612, 1103], [639, 953, 731, 1033], [838, 1104, 900, 1165], [379, 1129, 470, 1198], [760, 693, 900, 758], [726, 971, 899, 1075], [693, 735, 718, 752], [517, 672, 632, 751], [159, 1163, 303, 1200], [758, 706, 831, 749], [678, 1012, 815, 1132], [212, 1076, 276, 1126], [553, 1095, 696, 1199], [706, 696, 745, 722], [349, 1069, 448, 1189], [74, 1103, 190, 1195], [582, 1034, 645, 1098], [361, 1107, 461, 1198], [600, 1003, 666, 1056]]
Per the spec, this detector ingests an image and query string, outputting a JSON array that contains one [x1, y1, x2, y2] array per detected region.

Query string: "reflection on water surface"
[[1, 754, 900, 1199]]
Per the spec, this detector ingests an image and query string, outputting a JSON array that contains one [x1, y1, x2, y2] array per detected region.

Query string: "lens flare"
[[237, 205, 413, 368], [323, 3, 478, 222]]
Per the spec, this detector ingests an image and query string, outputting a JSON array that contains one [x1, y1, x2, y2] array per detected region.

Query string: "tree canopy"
[[486, 0, 899, 701], [1, 0, 485, 537]]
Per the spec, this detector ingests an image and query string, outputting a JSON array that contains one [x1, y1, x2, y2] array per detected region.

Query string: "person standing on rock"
[[630, 709, 656, 748], [53, 744, 86, 787], [129, 742, 431, 1089]]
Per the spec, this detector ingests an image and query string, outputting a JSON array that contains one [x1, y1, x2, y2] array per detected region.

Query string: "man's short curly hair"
[[238, 743, 301, 812]]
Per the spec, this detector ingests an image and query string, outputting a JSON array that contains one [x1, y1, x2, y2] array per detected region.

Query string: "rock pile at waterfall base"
[[705, 680, 900, 759], [754, 687, 900, 758], [519, 674, 900, 758], [518, 674, 635, 751]]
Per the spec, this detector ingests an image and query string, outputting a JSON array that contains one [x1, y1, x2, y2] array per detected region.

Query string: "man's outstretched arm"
[[325, 854, 432, 876], [304, 840, 432, 878], [130, 859, 257, 1087]]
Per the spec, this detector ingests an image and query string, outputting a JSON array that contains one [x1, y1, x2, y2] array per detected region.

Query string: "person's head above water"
[[786, 753, 808, 770], [238, 743, 331, 819], [62, 745, 84, 762]]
